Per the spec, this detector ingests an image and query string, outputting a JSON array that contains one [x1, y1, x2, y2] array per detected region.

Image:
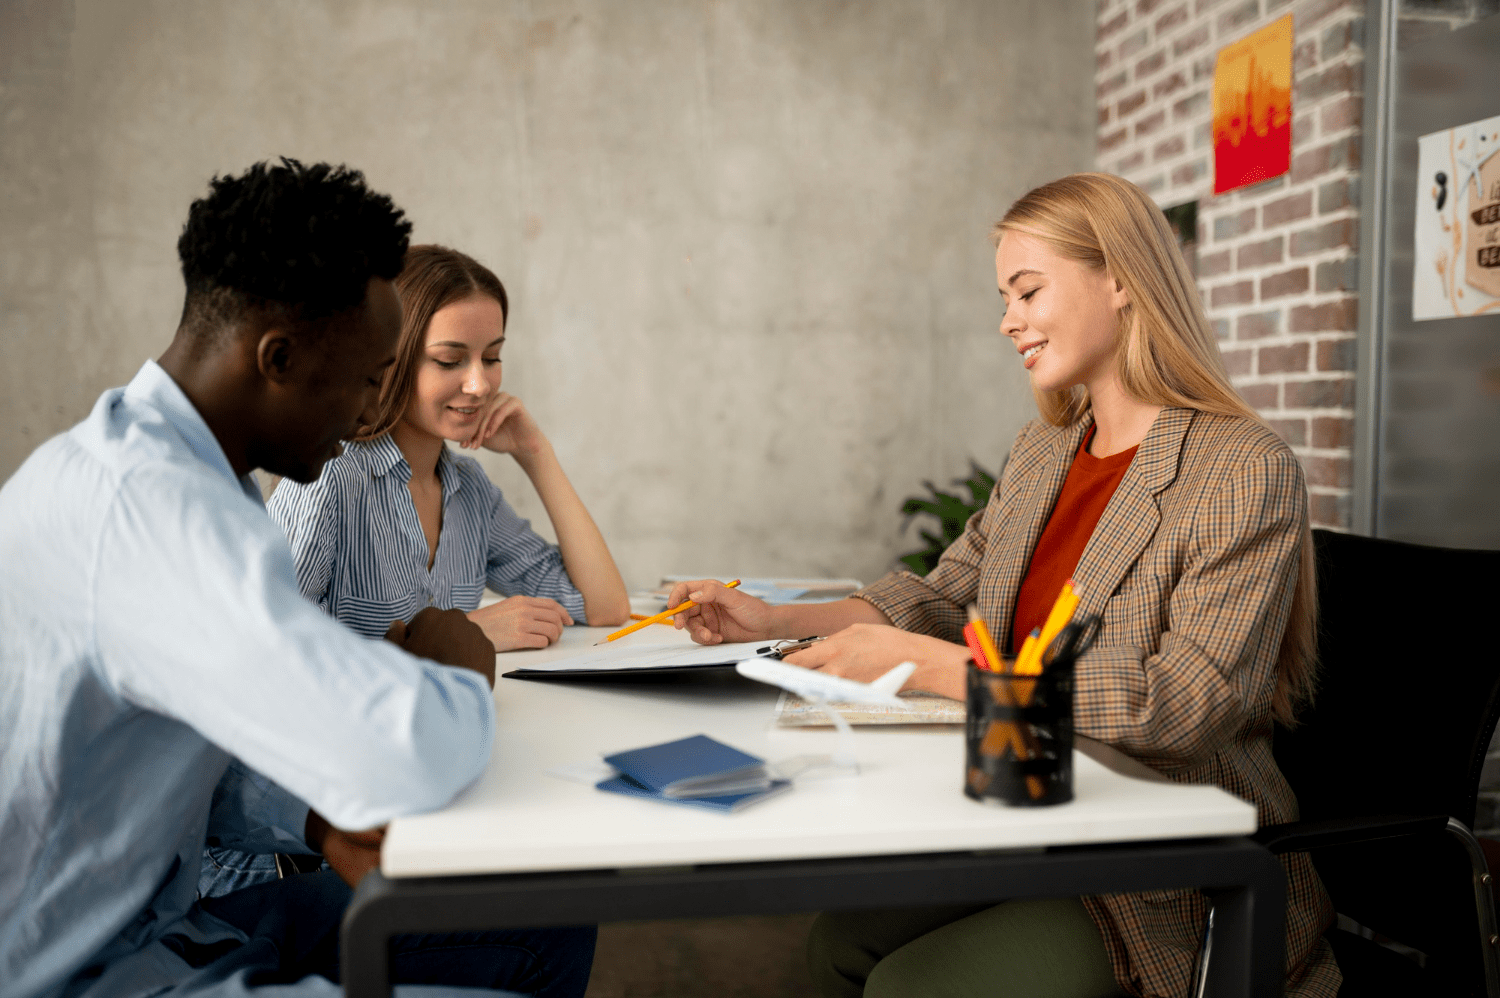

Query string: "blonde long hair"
[[994, 172, 1317, 726]]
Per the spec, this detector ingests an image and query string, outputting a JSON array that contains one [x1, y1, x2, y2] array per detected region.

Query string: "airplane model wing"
[[734, 658, 915, 706]]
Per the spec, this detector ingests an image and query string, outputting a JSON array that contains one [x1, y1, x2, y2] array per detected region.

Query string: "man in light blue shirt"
[[0, 160, 593, 998]]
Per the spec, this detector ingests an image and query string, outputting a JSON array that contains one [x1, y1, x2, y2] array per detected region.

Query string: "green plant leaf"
[[897, 458, 1001, 575]]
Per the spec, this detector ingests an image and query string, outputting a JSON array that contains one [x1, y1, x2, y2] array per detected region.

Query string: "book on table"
[[596, 734, 792, 813]]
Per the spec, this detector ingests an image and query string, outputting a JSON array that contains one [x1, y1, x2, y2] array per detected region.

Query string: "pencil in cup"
[[964, 609, 1046, 800], [1012, 581, 1082, 705], [970, 576, 1086, 801], [599, 580, 743, 643]]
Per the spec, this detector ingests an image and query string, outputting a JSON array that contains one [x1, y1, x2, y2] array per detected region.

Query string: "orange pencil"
[[628, 613, 676, 624], [598, 580, 742, 644], [965, 606, 1005, 674]]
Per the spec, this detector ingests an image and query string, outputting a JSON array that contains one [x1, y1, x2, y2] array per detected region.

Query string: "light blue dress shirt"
[[201, 436, 585, 899], [0, 361, 497, 998], [267, 434, 585, 639]]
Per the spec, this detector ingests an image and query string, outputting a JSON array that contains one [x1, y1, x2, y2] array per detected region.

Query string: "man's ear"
[[255, 330, 298, 384]]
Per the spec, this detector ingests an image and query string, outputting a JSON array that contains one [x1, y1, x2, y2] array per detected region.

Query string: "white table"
[[344, 626, 1286, 997]]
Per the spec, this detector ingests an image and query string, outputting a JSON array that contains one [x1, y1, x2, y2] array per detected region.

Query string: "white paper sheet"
[[511, 640, 776, 673]]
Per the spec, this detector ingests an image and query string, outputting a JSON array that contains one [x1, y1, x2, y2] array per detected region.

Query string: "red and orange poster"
[[1212, 15, 1293, 194]]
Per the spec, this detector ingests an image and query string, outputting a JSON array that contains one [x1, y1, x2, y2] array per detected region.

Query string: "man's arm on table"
[[94, 467, 498, 832], [205, 608, 495, 885]]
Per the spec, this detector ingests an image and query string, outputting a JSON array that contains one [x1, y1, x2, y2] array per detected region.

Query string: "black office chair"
[[1207, 529, 1500, 997]]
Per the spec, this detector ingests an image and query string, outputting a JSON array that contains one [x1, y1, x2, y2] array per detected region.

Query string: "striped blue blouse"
[[267, 434, 585, 638]]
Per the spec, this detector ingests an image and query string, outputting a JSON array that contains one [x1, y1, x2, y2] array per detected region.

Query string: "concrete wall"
[[0, 0, 1095, 591]]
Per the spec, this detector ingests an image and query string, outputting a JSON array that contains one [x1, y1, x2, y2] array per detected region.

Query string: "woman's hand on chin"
[[462, 392, 548, 458], [783, 623, 970, 700]]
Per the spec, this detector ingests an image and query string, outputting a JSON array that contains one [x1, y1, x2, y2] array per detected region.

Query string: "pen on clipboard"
[[759, 636, 826, 658], [598, 579, 743, 644]]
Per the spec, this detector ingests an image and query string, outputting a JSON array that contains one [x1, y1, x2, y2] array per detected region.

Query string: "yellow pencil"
[[1017, 581, 1080, 676], [599, 580, 742, 643], [1037, 580, 1080, 655], [1013, 627, 1041, 676]]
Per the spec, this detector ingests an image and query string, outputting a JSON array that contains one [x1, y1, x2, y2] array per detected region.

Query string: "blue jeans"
[[199, 845, 289, 898], [192, 871, 596, 997]]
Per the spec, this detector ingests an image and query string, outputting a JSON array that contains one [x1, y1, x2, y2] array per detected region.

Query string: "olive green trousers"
[[806, 898, 1127, 998]]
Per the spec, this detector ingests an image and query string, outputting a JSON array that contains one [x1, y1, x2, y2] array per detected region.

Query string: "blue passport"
[[597, 734, 792, 812]]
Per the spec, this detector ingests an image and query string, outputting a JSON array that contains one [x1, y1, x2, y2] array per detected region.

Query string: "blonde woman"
[[668, 174, 1338, 997]]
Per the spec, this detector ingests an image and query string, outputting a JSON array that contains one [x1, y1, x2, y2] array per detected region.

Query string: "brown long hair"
[[356, 244, 509, 440], [993, 173, 1317, 726]]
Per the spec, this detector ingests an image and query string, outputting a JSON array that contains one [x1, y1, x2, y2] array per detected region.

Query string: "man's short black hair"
[[177, 158, 412, 339]]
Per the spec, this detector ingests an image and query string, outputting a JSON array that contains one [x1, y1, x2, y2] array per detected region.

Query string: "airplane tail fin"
[[870, 662, 917, 698]]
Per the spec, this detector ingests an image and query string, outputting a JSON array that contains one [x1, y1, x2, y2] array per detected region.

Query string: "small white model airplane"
[[734, 658, 916, 706], [734, 658, 917, 775]]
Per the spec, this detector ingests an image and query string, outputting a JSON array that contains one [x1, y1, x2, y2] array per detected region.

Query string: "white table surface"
[[381, 625, 1256, 878]]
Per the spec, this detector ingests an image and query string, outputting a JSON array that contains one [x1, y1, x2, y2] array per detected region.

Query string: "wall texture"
[[0, 0, 1096, 591]]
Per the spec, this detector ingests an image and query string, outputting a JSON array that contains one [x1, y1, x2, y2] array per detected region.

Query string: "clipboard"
[[501, 637, 823, 682]]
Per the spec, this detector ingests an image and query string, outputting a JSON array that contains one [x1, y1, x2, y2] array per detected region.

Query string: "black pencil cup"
[[964, 660, 1075, 807]]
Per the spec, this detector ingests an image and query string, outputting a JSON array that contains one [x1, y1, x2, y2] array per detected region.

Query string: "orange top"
[[1011, 426, 1138, 654]]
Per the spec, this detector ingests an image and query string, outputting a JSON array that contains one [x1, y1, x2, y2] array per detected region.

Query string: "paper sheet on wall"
[[1413, 115, 1500, 321]]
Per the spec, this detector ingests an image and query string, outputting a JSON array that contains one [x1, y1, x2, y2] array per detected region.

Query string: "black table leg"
[[342, 837, 1285, 998]]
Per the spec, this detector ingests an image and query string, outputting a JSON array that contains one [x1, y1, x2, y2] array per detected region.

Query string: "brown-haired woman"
[[267, 244, 628, 650], [667, 174, 1338, 997]]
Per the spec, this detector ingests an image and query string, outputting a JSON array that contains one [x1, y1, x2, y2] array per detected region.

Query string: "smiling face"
[[401, 293, 506, 442], [995, 231, 1130, 395]]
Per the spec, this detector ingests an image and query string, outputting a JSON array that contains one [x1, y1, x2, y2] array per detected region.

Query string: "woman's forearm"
[[515, 443, 629, 626], [767, 597, 891, 638]]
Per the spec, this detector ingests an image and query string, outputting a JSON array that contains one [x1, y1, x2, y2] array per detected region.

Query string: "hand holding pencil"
[[662, 578, 780, 645], [599, 580, 743, 644]]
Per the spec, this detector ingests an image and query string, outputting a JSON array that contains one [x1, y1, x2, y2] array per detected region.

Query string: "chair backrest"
[[1275, 529, 1500, 828], [1274, 529, 1500, 994]]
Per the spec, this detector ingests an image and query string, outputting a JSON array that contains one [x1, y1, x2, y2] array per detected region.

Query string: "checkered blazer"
[[857, 406, 1340, 998]]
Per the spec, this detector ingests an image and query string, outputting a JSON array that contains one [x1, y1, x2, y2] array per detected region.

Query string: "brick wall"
[[1096, 0, 1366, 529]]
